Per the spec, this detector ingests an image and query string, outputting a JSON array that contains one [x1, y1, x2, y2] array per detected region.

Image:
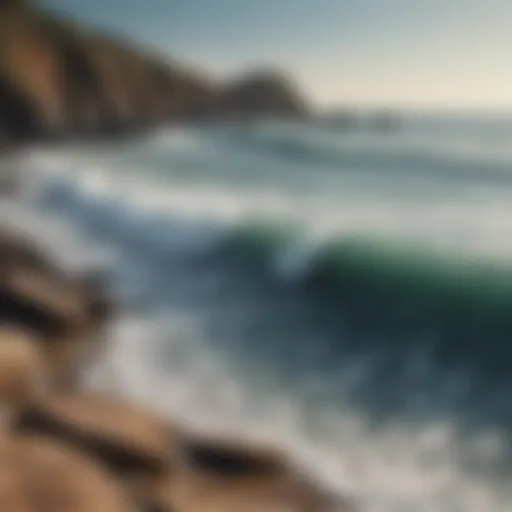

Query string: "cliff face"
[[0, 2, 307, 145], [0, 7, 58, 139], [3, 29, 68, 133]]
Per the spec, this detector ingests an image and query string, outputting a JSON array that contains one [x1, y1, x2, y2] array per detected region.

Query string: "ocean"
[[6, 112, 512, 511]]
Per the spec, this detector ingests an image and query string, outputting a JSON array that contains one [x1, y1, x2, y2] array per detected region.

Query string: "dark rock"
[[0, 242, 113, 388], [218, 69, 308, 119], [0, 74, 42, 140]]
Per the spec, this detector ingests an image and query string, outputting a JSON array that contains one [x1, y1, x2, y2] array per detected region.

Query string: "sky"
[[41, 0, 512, 110]]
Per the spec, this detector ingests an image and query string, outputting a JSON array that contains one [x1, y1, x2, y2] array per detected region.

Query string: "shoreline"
[[0, 184, 353, 511]]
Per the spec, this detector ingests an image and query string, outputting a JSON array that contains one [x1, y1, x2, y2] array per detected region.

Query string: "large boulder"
[[0, 435, 131, 512], [0, 326, 45, 417], [152, 434, 353, 512], [14, 391, 179, 508], [0, 237, 113, 388]]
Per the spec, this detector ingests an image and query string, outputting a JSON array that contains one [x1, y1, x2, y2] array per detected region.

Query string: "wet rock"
[[0, 247, 113, 388], [0, 435, 131, 512], [14, 391, 179, 506], [153, 434, 352, 512], [0, 326, 45, 416], [0, 266, 90, 387], [0, 231, 55, 273], [1, 266, 89, 324], [0, 233, 114, 330]]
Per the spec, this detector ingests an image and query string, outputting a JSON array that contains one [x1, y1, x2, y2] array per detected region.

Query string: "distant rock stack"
[[217, 70, 308, 119]]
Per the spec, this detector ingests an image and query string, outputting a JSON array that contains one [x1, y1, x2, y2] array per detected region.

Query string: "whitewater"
[[5, 113, 512, 511]]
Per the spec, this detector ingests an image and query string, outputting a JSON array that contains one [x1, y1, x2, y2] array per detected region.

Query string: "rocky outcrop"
[[146, 433, 351, 512], [0, 226, 354, 511], [0, 11, 70, 138], [0, 436, 131, 512], [0, 2, 307, 146], [0, 75, 42, 140], [0, 232, 114, 389], [0, 327, 45, 412], [217, 70, 308, 119], [15, 392, 178, 471], [15, 391, 179, 509]]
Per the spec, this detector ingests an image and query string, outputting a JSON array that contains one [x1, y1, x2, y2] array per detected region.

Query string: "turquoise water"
[[11, 115, 512, 510]]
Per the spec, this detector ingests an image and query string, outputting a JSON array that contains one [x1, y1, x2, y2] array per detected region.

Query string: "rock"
[[0, 243, 113, 388], [75, 270, 114, 331], [0, 3, 309, 141], [14, 391, 179, 507], [152, 434, 352, 512], [368, 110, 400, 132], [35, 17, 112, 135], [0, 435, 131, 512], [0, 326, 45, 417], [173, 72, 219, 120], [322, 109, 359, 131], [81, 36, 145, 131], [0, 73, 42, 140], [0, 265, 91, 388], [218, 70, 308, 119], [0, 1, 31, 8], [0, 232, 114, 330], [0, 230, 54, 272], [0, 23, 69, 138], [1, 265, 88, 324]]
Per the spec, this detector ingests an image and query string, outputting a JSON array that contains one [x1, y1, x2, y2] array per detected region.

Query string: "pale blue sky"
[[41, 0, 512, 109]]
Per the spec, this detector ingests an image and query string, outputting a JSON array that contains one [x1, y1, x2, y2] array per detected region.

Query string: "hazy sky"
[[41, 0, 512, 109]]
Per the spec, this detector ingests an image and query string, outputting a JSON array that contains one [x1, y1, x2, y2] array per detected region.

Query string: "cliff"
[[0, 1, 307, 146], [217, 70, 309, 119]]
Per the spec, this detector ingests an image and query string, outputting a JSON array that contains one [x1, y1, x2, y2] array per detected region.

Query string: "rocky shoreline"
[[0, 215, 355, 511]]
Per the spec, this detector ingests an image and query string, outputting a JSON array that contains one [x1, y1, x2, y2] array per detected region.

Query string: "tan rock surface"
[[0, 435, 132, 512]]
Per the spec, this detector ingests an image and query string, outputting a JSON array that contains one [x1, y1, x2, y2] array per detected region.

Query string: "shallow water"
[[9, 115, 512, 511]]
